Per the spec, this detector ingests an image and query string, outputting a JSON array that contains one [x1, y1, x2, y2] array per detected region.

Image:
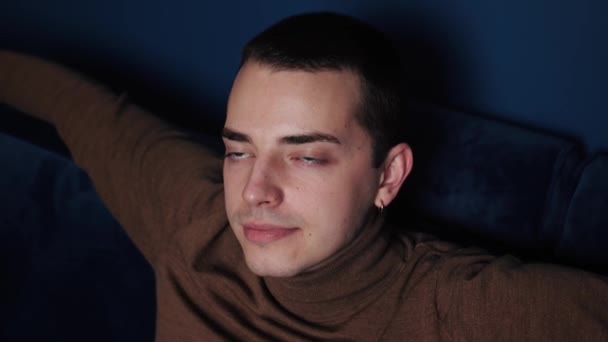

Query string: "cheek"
[[293, 166, 375, 229], [222, 165, 246, 209], [330, 166, 377, 221]]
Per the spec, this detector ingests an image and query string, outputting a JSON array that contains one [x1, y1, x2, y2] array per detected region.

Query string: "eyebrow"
[[222, 127, 341, 145]]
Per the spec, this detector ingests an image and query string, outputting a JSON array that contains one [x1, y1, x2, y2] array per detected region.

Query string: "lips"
[[243, 222, 297, 245]]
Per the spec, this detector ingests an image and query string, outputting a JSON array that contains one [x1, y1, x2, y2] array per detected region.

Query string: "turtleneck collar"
[[263, 211, 406, 324]]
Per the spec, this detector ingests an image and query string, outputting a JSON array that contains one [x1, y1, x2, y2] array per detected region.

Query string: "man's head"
[[222, 12, 413, 277], [241, 12, 406, 167]]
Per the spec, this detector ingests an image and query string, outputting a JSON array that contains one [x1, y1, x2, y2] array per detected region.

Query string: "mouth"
[[242, 222, 298, 245]]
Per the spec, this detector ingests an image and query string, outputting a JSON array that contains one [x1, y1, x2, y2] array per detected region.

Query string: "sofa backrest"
[[391, 102, 606, 274]]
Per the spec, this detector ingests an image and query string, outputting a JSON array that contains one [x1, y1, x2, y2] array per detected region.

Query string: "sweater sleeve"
[[0, 50, 226, 264], [435, 250, 608, 341]]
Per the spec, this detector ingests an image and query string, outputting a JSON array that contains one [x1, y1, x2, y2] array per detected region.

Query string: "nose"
[[242, 157, 283, 208]]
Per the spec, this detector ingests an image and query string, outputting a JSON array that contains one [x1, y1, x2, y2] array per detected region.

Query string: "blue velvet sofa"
[[1, 99, 607, 341], [0, 107, 155, 340], [394, 102, 608, 273]]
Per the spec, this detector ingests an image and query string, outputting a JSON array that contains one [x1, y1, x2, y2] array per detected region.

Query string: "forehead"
[[225, 62, 363, 138]]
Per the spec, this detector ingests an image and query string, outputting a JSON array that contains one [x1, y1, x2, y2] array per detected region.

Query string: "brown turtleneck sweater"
[[1, 51, 607, 341]]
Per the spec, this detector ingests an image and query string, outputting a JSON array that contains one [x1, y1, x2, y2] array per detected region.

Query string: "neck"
[[264, 212, 405, 324]]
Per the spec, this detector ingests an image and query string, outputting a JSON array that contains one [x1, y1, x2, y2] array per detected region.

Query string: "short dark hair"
[[240, 12, 406, 167]]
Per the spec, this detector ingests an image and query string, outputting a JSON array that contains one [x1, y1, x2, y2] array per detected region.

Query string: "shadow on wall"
[[363, 8, 474, 106], [60, 50, 228, 132]]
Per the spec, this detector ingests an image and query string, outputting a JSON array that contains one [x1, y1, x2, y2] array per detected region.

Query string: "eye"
[[225, 152, 252, 161], [295, 156, 324, 165]]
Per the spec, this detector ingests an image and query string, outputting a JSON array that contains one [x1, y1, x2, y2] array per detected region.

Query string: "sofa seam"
[[553, 153, 600, 254], [540, 143, 580, 253]]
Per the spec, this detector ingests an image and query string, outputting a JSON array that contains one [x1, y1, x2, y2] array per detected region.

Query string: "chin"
[[243, 252, 308, 278]]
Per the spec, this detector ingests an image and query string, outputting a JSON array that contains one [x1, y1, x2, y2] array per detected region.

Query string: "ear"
[[375, 143, 413, 208]]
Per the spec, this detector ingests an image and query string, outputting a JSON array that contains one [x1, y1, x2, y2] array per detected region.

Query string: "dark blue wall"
[[1, 0, 606, 152]]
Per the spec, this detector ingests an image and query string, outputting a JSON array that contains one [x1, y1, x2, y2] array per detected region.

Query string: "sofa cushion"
[[0, 131, 155, 342], [557, 154, 608, 271], [392, 103, 581, 258]]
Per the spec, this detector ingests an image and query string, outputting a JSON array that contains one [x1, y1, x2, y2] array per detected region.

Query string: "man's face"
[[223, 61, 382, 277]]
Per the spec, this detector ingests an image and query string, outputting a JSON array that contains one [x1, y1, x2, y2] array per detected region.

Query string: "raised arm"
[[436, 250, 608, 340], [0, 50, 226, 263]]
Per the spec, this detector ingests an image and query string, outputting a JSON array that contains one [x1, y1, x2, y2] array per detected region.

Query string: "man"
[[1, 12, 607, 341]]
